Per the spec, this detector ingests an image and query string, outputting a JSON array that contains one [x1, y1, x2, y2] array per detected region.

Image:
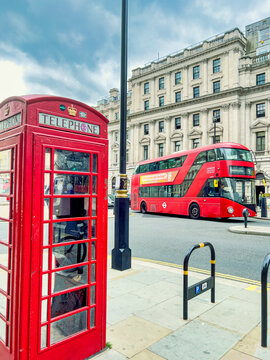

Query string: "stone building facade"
[[96, 18, 270, 197]]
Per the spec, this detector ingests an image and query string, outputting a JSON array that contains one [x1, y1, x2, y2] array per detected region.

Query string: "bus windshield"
[[217, 148, 252, 162], [220, 178, 255, 205]]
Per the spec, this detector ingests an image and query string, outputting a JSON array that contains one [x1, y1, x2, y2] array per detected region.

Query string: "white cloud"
[[0, 60, 27, 102], [0, 43, 119, 106]]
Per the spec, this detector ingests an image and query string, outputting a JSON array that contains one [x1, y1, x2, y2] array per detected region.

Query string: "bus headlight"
[[227, 207, 234, 214]]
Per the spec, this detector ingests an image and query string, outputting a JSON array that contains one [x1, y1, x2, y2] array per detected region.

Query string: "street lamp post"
[[111, 0, 131, 271]]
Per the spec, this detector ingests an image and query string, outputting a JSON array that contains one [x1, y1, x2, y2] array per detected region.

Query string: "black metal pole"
[[111, 0, 131, 271], [261, 253, 270, 347]]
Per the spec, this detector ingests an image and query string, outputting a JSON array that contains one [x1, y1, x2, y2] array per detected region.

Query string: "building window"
[[213, 58, 220, 73], [193, 65, 200, 79], [158, 143, 164, 157], [144, 82, 149, 94], [256, 73, 265, 86], [115, 112, 119, 120], [143, 145, 149, 160], [159, 77, 165, 90], [159, 121, 164, 133], [112, 177, 116, 190], [256, 103, 265, 118], [193, 86, 200, 98], [256, 132, 265, 151], [115, 152, 118, 163], [126, 150, 129, 163], [213, 81, 220, 93], [175, 72, 181, 85], [144, 124, 149, 135], [175, 117, 181, 129], [175, 141, 181, 152], [144, 100, 149, 110], [192, 139, 200, 148], [115, 131, 119, 142], [213, 109, 220, 122], [159, 96, 164, 107], [193, 113, 200, 127], [213, 135, 221, 144], [175, 91, 181, 103]]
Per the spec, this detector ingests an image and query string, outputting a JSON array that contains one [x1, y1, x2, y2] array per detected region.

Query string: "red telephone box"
[[0, 95, 108, 360]]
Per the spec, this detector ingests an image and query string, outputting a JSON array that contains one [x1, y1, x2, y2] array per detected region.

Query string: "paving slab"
[[199, 297, 260, 335], [234, 325, 270, 360], [107, 293, 158, 325], [107, 316, 171, 358], [130, 349, 166, 359], [220, 349, 260, 359], [90, 348, 127, 360], [126, 268, 176, 285], [130, 280, 180, 304], [108, 277, 147, 298], [149, 319, 241, 360]]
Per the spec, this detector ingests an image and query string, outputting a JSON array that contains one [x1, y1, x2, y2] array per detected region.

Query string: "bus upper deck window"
[[194, 151, 207, 165], [207, 150, 216, 162]]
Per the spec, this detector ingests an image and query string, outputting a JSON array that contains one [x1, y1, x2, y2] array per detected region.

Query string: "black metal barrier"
[[261, 252, 270, 347], [183, 242, 215, 320], [261, 197, 268, 218]]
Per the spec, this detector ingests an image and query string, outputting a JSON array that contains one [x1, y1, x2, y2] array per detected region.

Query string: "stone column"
[[201, 108, 208, 145], [150, 121, 155, 159], [150, 78, 156, 108], [183, 66, 189, 100], [165, 116, 171, 155], [203, 60, 208, 95], [245, 102, 251, 148], [223, 51, 229, 90], [182, 112, 189, 150], [222, 104, 230, 142]]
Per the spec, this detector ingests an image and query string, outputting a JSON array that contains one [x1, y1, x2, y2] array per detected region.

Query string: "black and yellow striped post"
[[183, 242, 215, 320], [112, 0, 131, 271]]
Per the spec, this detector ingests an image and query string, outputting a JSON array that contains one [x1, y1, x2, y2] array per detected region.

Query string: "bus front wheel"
[[140, 202, 147, 214], [189, 203, 200, 219]]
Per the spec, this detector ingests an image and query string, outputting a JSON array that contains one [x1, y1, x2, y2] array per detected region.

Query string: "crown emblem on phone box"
[[68, 104, 77, 116]]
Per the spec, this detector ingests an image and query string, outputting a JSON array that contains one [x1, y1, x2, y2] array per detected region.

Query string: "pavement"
[[92, 208, 270, 360], [90, 257, 270, 360]]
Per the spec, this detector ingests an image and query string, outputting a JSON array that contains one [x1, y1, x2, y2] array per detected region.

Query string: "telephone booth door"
[[30, 135, 107, 360]]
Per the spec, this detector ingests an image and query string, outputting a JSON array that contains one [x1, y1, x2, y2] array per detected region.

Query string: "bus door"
[[202, 179, 220, 217]]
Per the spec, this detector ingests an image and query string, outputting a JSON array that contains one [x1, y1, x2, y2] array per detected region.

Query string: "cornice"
[[130, 37, 246, 82], [128, 87, 244, 120]]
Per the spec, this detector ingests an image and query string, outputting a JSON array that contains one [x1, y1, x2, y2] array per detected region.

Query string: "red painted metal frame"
[[131, 142, 256, 219], [0, 95, 108, 360]]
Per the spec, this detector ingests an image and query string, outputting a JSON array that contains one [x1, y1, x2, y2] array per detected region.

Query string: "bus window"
[[168, 158, 176, 169], [159, 186, 167, 197], [215, 148, 225, 160], [160, 160, 168, 170], [194, 151, 207, 165], [207, 150, 216, 162], [150, 186, 158, 197], [149, 162, 156, 171], [175, 157, 181, 167]]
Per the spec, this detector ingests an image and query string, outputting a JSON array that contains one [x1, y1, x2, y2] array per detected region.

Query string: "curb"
[[229, 225, 270, 236]]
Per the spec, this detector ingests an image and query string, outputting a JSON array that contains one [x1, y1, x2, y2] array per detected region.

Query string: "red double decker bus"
[[131, 142, 256, 219]]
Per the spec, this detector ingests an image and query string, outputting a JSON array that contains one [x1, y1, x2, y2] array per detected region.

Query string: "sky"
[[0, 0, 269, 106]]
